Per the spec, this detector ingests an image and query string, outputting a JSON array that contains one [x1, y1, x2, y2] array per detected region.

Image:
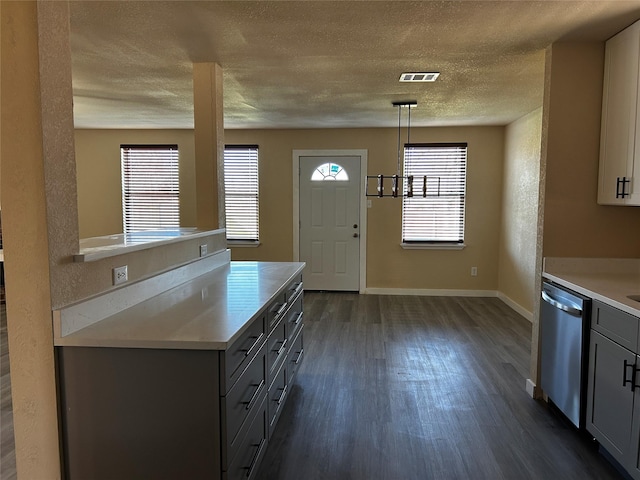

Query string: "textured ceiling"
[[69, 1, 640, 130]]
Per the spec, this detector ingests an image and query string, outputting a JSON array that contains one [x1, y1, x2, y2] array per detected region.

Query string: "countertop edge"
[[542, 271, 640, 318]]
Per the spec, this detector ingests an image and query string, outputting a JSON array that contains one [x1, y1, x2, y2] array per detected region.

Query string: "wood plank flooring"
[[1, 304, 16, 480], [256, 292, 624, 480], [0, 294, 625, 479]]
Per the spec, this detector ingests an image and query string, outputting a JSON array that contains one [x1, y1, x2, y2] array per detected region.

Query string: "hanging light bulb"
[[366, 100, 418, 198]]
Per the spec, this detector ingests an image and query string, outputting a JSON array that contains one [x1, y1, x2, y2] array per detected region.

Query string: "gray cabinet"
[[586, 300, 640, 479], [265, 274, 303, 439], [57, 275, 304, 480]]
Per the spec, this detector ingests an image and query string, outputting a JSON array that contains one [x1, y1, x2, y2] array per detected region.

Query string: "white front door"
[[299, 156, 360, 291]]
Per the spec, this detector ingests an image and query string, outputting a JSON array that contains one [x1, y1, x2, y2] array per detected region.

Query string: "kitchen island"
[[55, 253, 305, 480]]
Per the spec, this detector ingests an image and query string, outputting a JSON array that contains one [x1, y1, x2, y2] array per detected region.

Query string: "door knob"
[[353, 233, 359, 238], [353, 224, 358, 229]]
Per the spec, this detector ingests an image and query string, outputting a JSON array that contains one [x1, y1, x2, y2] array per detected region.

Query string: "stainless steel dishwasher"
[[540, 281, 591, 429]]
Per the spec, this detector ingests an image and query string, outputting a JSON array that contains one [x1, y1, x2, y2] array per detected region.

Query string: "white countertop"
[[55, 261, 305, 350], [543, 257, 640, 317], [74, 228, 224, 262]]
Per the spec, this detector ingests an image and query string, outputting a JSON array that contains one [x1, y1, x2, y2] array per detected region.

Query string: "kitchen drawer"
[[285, 294, 304, 344], [268, 361, 288, 438], [221, 344, 266, 461], [592, 300, 639, 352], [267, 292, 287, 333], [223, 395, 268, 480], [285, 276, 304, 303], [267, 315, 287, 386], [220, 313, 266, 393], [287, 324, 304, 386]]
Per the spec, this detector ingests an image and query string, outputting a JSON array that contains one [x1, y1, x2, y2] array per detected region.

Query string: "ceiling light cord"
[[397, 104, 402, 177]]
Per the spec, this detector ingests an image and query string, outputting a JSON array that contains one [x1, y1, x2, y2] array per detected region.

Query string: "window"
[[121, 145, 180, 234], [311, 162, 349, 181], [401, 143, 467, 244], [224, 145, 259, 242]]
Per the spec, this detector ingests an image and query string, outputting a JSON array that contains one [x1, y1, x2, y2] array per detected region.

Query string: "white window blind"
[[121, 145, 180, 234], [224, 145, 259, 241], [402, 143, 467, 243]]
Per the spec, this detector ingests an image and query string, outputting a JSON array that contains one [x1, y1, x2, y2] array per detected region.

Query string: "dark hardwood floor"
[[0, 294, 625, 479], [1, 304, 16, 480], [257, 292, 624, 480]]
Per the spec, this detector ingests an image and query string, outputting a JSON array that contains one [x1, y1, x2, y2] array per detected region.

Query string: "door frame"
[[293, 149, 367, 293]]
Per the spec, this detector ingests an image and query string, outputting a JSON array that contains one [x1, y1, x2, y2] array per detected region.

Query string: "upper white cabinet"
[[598, 20, 640, 206]]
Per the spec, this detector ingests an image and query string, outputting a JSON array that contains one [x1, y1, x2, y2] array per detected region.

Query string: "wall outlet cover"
[[113, 265, 128, 285]]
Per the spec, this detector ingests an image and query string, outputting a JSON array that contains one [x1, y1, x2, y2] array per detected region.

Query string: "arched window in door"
[[311, 162, 349, 181]]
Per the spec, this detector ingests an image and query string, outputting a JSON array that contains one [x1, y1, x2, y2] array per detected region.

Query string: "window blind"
[[224, 145, 259, 241], [401, 143, 467, 243], [121, 145, 180, 234]]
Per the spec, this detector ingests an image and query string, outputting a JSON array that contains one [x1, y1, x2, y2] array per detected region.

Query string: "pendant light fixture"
[[366, 100, 417, 198]]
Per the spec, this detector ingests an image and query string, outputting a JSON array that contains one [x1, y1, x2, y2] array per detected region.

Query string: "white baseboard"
[[497, 292, 533, 322], [526, 378, 536, 398], [363, 288, 498, 297], [362, 288, 533, 322]]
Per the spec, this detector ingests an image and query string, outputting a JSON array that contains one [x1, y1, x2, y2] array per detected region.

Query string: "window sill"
[[227, 240, 261, 248], [401, 242, 466, 250]]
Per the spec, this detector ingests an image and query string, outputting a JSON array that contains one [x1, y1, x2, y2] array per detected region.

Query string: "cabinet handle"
[[633, 363, 640, 391], [616, 176, 630, 198], [623, 360, 635, 389], [276, 385, 288, 406], [290, 282, 304, 298], [274, 303, 288, 319], [241, 333, 265, 358], [244, 438, 266, 479], [243, 379, 265, 411], [294, 348, 304, 365], [293, 312, 304, 326], [276, 338, 288, 356]]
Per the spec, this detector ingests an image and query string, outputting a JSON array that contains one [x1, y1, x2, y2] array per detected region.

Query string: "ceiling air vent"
[[399, 72, 440, 82]]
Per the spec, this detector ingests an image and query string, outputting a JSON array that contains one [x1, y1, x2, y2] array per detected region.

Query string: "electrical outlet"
[[200, 244, 208, 257], [113, 265, 128, 285], [471, 266, 478, 277]]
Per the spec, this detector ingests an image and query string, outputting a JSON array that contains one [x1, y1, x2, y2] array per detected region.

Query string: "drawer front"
[[267, 317, 287, 384], [221, 314, 266, 393], [268, 361, 288, 438], [287, 324, 304, 385], [222, 345, 266, 459], [285, 293, 304, 344], [285, 275, 304, 303], [592, 300, 639, 352], [224, 395, 267, 480], [267, 292, 287, 333]]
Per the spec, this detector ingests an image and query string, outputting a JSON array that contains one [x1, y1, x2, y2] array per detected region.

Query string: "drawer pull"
[[293, 312, 304, 326], [624, 360, 635, 389], [276, 385, 288, 406], [290, 282, 304, 298], [244, 438, 266, 478], [241, 333, 264, 358], [243, 379, 265, 411], [276, 338, 288, 356], [294, 348, 304, 365], [274, 303, 288, 319]]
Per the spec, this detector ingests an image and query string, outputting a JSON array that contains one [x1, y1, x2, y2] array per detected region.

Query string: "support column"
[[193, 63, 225, 231], [1, 1, 61, 477]]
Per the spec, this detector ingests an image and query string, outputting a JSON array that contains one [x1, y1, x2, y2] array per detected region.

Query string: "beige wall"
[[2, 3, 226, 476], [1, 2, 61, 476], [75, 129, 197, 238], [77, 126, 506, 290], [499, 108, 542, 315], [542, 42, 640, 259]]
